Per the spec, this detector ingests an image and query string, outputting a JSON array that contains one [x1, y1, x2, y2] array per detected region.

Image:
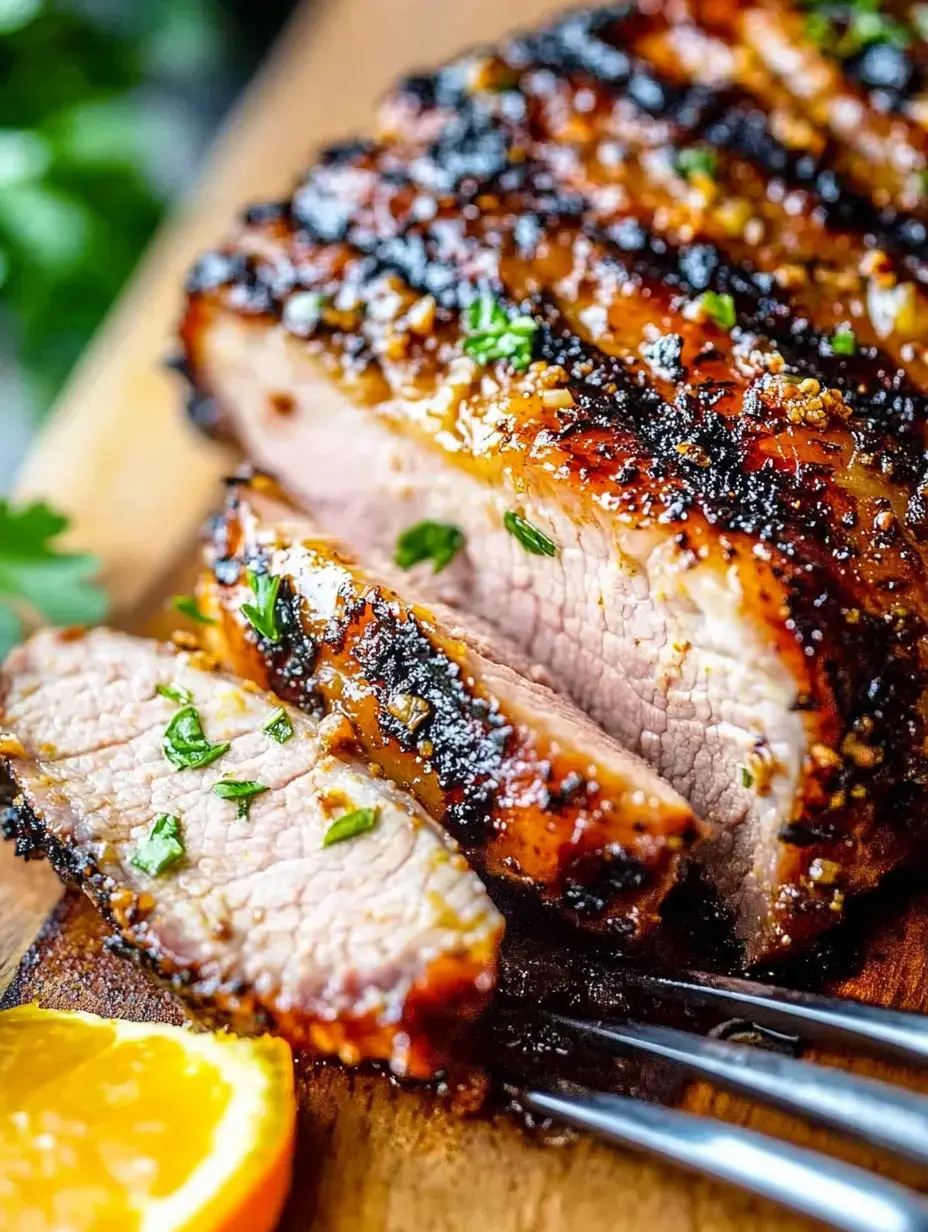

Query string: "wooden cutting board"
[[6, 1, 928, 1227]]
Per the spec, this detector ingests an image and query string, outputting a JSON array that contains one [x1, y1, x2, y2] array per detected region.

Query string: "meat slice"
[[198, 474, 699, 942], [178, 5, 928, 962], [1, 628, 502, 1076]]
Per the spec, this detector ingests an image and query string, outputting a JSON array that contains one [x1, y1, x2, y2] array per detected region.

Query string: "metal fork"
[[508, 970, 928, 1232]]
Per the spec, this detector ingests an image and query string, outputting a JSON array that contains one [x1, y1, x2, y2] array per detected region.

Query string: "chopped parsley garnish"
[[162, 705, 230, 771], [740, 767, 755, 789], [263, 708, 293, 744], [697, 291, 736, 331], [322, 806, 379, 848], [805, 0, 911, 55], [171, 595, 216, 625], [676, 146, 717, 180], [156, 682, 193, 706], [394, 521, 465, 574], [0, 499, 107, 658], [130, 814, 185, 877], [503, 511, 558, 557], [212, 778, 269, 820], [241, 570, 282, 643], [462, 292, 538, 370], [829, 326, 858, 355]]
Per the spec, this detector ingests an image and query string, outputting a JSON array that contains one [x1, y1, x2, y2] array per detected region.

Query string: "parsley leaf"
[[676, 146, 717, 180], [162, 705, 230, 771], [804, 0, 911, 54], [0, 499, 107, 657], [394, 521, 465, 573], [171, 595, 216, 625], [697, 291, 736, 331], [323, 806, 379, 847], [156, 682, 193, 706], [503, 511, 558, 557], [263, 708, 294, 744], [130, 814, 184, 877], [829, 326, 858, 355], [212, 778, 268, 820], [241, 570, 282, 643], [462, 292, 538, 370]]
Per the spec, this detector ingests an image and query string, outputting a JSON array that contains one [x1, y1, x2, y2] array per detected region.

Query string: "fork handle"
[[523, 1089, 928, 1232]]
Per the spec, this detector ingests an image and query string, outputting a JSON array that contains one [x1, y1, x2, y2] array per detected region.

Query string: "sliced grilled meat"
[[1, 628, 502, 1076], [179, 5, 928, 962], [198, 474, 699, 942]]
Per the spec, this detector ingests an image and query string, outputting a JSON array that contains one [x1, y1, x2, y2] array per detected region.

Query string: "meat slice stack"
[[198, 473, 699, 940], [1, 628, 502, 1076], [178, 3, 928, 960]]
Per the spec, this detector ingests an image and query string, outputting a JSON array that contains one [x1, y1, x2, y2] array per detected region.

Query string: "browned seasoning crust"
[[178, 4, 928, 959], [3, 797, 490, 1076], [1, 630, 502, 1078], [199, 474, 700, 942]]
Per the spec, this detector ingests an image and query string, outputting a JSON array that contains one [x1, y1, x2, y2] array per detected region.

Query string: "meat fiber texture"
[[179, 3, 928, 961], [1, 628, 502, 1076], [198, 473, 700, 942]]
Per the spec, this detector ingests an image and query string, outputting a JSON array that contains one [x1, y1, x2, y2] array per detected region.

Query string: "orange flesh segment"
[[0, 1006, 295, 1232]]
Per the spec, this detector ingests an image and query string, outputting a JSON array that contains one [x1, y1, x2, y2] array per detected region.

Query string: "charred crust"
[[258, 578, 325, 719], [208, 491, 693, 938], [560, 845, 648, 931], [181, 6, 928, 948], [5, 780, 490, 1072], [351, 593, 511, 837]]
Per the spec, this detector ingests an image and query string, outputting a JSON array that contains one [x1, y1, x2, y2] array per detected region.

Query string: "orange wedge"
[[0, 1005, 296, 1232]]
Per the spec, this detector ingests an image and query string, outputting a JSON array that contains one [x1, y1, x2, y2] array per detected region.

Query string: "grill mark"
[[204, 503, 699, 935], [213, 168, 928, 525], [510, 8, 928, 275], [283, 137, 924, 408], [386, 6, 928, 280], [584, 224, 928, 448], [179, 2, 928, 961], [349, 593, 512, 838]]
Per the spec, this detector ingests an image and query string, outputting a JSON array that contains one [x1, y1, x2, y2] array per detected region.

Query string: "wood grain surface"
[[6, 0, 928, 1229]]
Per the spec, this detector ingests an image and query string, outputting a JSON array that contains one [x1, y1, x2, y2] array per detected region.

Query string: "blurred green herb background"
[[0, 0, 294, 486]]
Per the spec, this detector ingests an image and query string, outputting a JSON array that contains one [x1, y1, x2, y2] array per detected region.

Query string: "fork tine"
[[521, 1088, 928, 1232], [628, 970, 928, 1067], [546, 1014, 928, 1167]]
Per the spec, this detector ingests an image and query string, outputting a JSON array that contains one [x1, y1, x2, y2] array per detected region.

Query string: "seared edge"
[[1, 629, 502, 1076], [200, 473, 701, 942]]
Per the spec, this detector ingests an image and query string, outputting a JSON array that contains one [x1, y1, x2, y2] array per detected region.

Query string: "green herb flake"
[[805, 1, 911, 55], [171, 595, 216, 625], [263, 708, 294, 744], [323, 806, 379, 848], [829, 326, 858, 355], [462, 292, 538, 371], [394, 521, 465, 574], [241, 570, 282, 643], [130, 814, 185, 877], [0, 500, 107, 658], [212, 778, 269, 820], [156, 682, 193, 706], [675, 146, 717, 180], [740, 767, 754, 790], [162, 705, 230, 771], [503, 511, 558, 557], [697, 291, 736, 332]]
